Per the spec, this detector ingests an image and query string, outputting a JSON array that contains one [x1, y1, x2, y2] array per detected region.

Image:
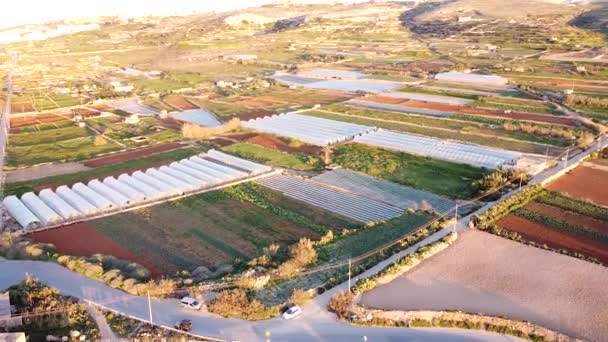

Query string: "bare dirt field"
[[83, 142, 188, 167], [496, 215, 608, 264], [360, 229, 608, 341], [164, 95, 198, 110], [5, 162, 91, 183], [547, 162, 608, 207], [29, 222, 163, 277]]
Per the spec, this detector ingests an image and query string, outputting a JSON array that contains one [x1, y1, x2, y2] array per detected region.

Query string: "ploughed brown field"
[[546, 161, 608, 207], [29, 222, 163, 277], [360, 229, 608, 342], [164, 95, 198, 110], [83, 142, 188, 167], [496, 214, 608, 264]]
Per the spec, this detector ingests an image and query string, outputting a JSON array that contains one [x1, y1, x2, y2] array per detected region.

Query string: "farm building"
[[434, 71, 509, 87]]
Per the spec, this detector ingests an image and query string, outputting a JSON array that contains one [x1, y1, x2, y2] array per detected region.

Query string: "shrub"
[[278, 238, 317, 278], [327, 291, 354, 318], [182, 118, 240, 139], [289, 289, 312, 306], [208, 289, 280, 320]]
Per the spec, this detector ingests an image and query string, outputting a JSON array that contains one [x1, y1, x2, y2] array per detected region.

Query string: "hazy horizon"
[[1, 0, 372, 29]]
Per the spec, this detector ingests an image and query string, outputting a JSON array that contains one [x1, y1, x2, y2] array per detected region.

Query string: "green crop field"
[[255, 212, 434, 305], [88, 184, 353, 273], [333, 143, 487, 199], [222, 143, 322, 171], [6, 136, 122, 169], [9, 126, 90, 146]]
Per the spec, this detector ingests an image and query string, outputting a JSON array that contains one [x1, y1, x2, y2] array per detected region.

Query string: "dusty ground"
[[5, 162, 91, 183], [360, 229, 608, 341]]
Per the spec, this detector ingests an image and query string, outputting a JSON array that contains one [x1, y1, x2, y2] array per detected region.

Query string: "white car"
[[180, 296, 202, 310], [282, 305, 302, 320]]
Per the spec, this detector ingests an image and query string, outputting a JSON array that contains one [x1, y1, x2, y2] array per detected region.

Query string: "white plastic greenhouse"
[[103, 176, 148, 203], [242, 113, 374, 146], [21, 192, 63, 226], [132, 170, 182, 196], [117, 174, 166, 200], [88, 179, 132, 207], [2, 196, 41, 230], [55, 186, 99, 216], [38, 189, 81, 220], [207, 150, 273, 175], [72, 182, 116, 212], [189, 156, 247, 178]]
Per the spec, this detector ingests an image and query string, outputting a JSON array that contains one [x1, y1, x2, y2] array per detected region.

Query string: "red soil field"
[[29, 222, 163, 277], [247, 134, 321, 155], [364, 97, 576, 126], [526, 202, 608, 234], [547, 164, 608, 207], [83, 142, 188, 167], [10, 102, 35, 114], [234, 109, 274, 121], [164, 95, 197, 110], [497, 215, 608, 264], [366, 95, 409, 105]]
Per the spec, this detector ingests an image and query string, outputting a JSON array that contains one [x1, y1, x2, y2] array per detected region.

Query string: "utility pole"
[[452, 205, 458, 233], [147, 290, 153, 325], [348, 259, 352, 292]]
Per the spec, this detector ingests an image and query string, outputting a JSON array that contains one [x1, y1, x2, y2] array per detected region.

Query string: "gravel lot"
[[360, 229, 608, 341]]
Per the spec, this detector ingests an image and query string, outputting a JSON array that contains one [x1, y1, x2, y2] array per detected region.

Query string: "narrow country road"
[[86, 303, 119, 341]]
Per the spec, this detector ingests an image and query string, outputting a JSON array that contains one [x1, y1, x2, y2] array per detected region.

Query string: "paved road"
[[0, 261, 520, 341]]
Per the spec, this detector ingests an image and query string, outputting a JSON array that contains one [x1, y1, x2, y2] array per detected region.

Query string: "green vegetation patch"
[[333, 143, 486, 199], [9, 126, 90, 146], [6, 136, 122, 168], [223, 143, 322, 171], [89, 184, 332, 273]]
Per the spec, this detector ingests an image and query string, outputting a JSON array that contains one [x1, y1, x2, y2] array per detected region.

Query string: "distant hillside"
[[413, 0, 578, 21], [571, 3, 608, 34]]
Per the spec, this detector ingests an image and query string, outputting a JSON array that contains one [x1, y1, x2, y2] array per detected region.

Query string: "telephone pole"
[[348, 259, 352, 292], [147, 290, 153, 325]]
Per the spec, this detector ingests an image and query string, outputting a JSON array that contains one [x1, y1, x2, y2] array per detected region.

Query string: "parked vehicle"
[[282, 305, 302, 320], [175, 319, 192, 332], [180, 296, 202, 310]]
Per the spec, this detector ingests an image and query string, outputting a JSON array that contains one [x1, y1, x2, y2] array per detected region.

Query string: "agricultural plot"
[[354, 129, 521, 169], [312, 169, 457, 214], [5, 126, 122, 168], [86, 117, 183, 148], [308, 106, 569, 156], [170, 109, 222, 127], [223, 143, 322, 171], [109, 99, 160, 116], [334, 144, 486, 199], [66, 187, 324, 273], [2, 150, 272, 230], [383, 91, 473, 106], [272, 75, 401, 93], [242, 112, 374, 146], [360, 229, 608, 342], [256, 174, 404, 223], [471, 96, 561, 116], [546, 160, 608, 207]]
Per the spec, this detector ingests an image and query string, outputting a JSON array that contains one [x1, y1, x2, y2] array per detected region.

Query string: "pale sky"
[[2, 0, 366, 28]]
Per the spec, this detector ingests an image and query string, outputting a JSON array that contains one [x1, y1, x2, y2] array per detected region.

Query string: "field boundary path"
[[86, 302, 120, 341]]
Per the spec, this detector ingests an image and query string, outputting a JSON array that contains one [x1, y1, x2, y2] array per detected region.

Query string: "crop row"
[[514, 208, 608, 244]]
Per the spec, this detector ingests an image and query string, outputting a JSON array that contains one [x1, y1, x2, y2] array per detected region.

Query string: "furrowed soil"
[[83, 142, 188, 167], [547, 162, 608, 207], [359, 229, 608, 342], [526, 201, 608, 234], [246, 135, 321, 155], [496, 214, 608, 264], [29, 222, 163, 277]]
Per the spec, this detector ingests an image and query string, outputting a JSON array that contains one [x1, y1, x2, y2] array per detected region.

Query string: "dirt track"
[[360, 229, 608, 341]]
